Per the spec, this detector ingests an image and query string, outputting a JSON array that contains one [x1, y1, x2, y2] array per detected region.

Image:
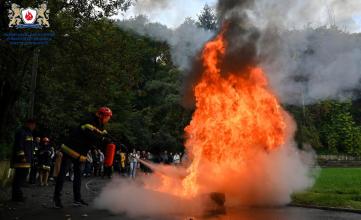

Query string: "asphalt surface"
[[1, 177, 360, 220]]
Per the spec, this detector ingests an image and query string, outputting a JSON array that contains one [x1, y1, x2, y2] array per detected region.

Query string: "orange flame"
[[147, 31, 286, 200], [181, 32, 286, 198]]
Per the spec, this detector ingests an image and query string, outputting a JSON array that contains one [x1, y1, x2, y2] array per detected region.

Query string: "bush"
[[0, 143, 12, 160]]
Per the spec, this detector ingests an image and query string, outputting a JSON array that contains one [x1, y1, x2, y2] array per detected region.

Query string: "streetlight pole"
[[29, 48, 40, 119]]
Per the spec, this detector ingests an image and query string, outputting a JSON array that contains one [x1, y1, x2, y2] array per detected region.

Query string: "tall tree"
[[196, 4, 217, 31], [0, 0, 133, 151]]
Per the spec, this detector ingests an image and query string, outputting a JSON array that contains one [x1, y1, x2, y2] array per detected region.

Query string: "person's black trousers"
[[28, 164, 37, 184], [12, 168, 29, 200], [54, 154, 82, 202], [103, 166, 112, 178]]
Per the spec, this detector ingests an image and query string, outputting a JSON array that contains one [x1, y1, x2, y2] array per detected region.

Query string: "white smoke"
[[94, 167, 204, 218], [133, 0, 170, 12], [249, 0, 361, 104], [260, 29, 361, 105], [117, 16, 214, 70], [250, 0, 361, 31], [94, 115, 317, 217], [118, 0, 361, 103]]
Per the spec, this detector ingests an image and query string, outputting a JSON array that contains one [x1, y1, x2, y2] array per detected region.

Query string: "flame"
[[147, 30, 286, 200], [181, 32, 286, 198], [25, 11, 33, 21]]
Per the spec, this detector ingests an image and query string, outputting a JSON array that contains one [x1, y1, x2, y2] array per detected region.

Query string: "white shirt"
[[173, 154, 181, 164]]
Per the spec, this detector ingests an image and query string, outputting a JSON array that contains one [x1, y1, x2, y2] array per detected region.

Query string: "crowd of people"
[[26, 142, 183, 183], [19, 137, 185, 190], [10, 107, 184, 208]]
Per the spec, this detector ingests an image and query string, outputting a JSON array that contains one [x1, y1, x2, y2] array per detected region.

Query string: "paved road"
[[1, 177, 360, 220]]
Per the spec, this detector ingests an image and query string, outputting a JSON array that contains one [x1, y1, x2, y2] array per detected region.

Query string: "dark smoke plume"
[[215, 0, 260, 75], [183, 0, 260, 108]]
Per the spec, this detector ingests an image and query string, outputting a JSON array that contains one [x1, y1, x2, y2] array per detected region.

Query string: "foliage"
[[0, 0, 190, 158], [287, 100, 361, 156], [196, 4, 218, 31], [34, 16, 191, 152]]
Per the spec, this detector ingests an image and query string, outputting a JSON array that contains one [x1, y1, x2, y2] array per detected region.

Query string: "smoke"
[[250, 0, 361, 31], [132, 0, 169, 13], [95, 0, 361, 218], [180, 0, 361, 105], [94, 165, 204, 218], [120, 0, 361, 105], [190, 113, 317, 207], [248, 0, 361, 104], [95, 117, 316, 217], [118, 16, 214, 70], [260, 29, 361, 105]]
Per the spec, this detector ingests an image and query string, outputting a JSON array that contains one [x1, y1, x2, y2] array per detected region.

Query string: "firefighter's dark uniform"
[[54, 115, 109, 204], [11, 127, 34, 201]]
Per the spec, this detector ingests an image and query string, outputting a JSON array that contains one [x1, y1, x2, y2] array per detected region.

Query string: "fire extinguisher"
[[104, 143, 116, 167]]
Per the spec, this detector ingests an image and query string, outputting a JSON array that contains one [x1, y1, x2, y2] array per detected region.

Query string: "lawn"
[[292, 168, 361, 210]]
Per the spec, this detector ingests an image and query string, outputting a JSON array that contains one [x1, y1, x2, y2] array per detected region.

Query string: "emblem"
[[8, 3, 50, 29]]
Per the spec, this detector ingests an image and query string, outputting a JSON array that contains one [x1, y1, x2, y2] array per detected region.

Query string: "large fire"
[[96, 27, 315, 217], [146, 30, 287, 201]]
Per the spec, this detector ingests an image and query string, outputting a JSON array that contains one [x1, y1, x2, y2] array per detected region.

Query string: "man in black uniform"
[[11, 119, 36, 202], [54, 107, 112, 208]]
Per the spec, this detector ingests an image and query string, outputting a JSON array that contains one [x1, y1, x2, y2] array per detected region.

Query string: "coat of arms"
[[8, 3, 50, 28]]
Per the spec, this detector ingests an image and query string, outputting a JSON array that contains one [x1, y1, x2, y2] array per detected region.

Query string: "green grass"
[[292, 168, 361, 209]]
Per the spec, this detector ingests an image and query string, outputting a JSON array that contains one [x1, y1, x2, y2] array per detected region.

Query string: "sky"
[[116, 0, 361, 33], [354, 16, 361, 32], [118, 0, 217, 28]]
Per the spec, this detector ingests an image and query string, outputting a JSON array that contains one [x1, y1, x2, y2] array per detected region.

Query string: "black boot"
[[53, 198, 63, 209], [73, 199, 88, 207]]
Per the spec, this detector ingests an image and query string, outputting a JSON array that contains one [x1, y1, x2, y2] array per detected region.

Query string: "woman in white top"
[[173, 153, 181, 165], [129, 149, 139, 178]]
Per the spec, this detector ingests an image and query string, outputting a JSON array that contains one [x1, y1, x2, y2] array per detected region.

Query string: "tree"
[[288, 100, 361, 156], [31, 16, 191, 154], [0, 0, 133, 156], [196, 4, 217, 31], [318, 101, 361, 155]]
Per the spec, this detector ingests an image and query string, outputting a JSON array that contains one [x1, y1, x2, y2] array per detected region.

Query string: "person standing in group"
[[168, 152, 174, 164], [161, 150, 169, 164], [29, 137, 40, 184], [53, 107, 113, 208], [113, 150, 121, 174], [38, 137, 52, 186], [98, 149, 104, 176], [11, 119, 36, 202], [128, 149, 139, 179], [120, 148, 127, 176], [52, 147, 63, 182], [92, 148, 100, 176], [139, 150, 147, 173], [103, 148, 113, 179], [83, 150, 93, 177], [173, 152, 181, 166]]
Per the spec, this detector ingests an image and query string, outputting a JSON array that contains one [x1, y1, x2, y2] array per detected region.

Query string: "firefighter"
[[11, 119, 36, 202], [53, 107, 113, 208]]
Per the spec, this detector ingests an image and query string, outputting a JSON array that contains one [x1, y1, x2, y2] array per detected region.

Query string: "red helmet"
[[97, 107, 112, 117], [42, 137, 50, 143]]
